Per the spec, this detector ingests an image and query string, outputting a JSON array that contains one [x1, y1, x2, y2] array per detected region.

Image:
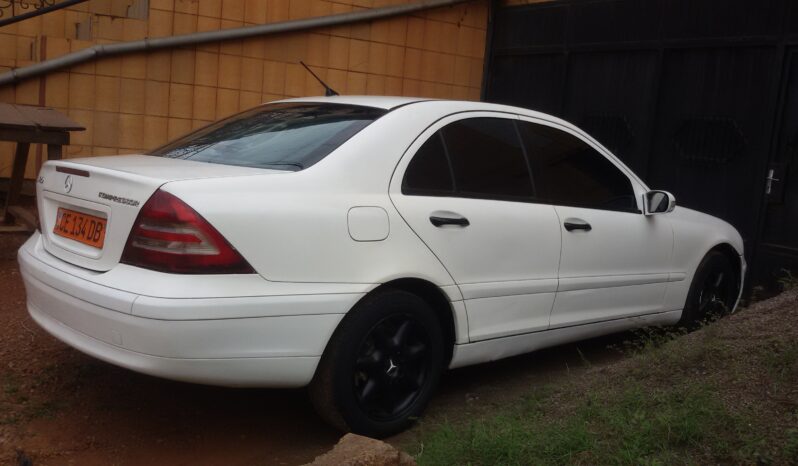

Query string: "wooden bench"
[[0, 103, 84, 232]]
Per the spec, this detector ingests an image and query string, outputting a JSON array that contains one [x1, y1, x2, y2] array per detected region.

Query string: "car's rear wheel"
[[309, 289, 445, 438], [679, 250, 738, 328]]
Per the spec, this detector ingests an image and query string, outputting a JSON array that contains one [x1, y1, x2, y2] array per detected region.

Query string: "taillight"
[[120, 189, 255, 274]]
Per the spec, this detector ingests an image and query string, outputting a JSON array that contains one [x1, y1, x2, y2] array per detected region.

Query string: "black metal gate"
[[484, 0, 798, 292]]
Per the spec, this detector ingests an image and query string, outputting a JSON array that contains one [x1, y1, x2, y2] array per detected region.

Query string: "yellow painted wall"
[[0, 0, 488, 179]]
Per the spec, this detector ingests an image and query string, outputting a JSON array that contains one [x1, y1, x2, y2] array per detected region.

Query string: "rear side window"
[[402, 133, 454, 195], [150, 103, 387, 171], [518, 121, 637, 212], [443, 118, 533, 199], [402, 117, 534, 201]]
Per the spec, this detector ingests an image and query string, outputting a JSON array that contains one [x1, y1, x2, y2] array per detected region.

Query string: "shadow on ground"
[[0, 233, 632, 465]]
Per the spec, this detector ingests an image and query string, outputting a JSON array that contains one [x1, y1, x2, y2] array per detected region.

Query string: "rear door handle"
[[430, 215, 470, 227], [563, 219, 591, 232]]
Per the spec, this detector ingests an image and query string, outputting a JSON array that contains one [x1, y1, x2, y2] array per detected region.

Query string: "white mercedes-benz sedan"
[[19, 96, 744, 436]]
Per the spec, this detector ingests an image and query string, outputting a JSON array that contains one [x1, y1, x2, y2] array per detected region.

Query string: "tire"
[[678, 251, 738, 328], [309, 289, 445, 438]]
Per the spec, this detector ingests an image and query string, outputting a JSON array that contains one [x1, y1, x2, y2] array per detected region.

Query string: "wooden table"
[[0, 103, 84, 232]]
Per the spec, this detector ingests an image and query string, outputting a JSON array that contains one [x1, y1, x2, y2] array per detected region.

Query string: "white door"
[[516, 118, 673, 328], [390, 114, 562, 341]]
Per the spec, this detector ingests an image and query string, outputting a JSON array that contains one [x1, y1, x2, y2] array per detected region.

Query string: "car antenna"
[[300, 61, 339, 97]]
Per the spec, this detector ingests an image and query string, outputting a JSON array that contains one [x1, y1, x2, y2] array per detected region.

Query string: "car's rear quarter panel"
[[160, 106, 462, 289]]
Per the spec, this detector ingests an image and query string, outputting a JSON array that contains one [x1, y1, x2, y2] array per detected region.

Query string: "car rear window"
[[150, 103, 387, 171]]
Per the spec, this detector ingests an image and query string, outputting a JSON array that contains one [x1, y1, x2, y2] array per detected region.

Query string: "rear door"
[[517, 118, 673, 327], [390, 113, 562, 341]]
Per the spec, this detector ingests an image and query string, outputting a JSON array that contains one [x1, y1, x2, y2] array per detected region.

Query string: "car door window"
[[402, 132, 454, 195], [403, 117, 534, 201], [518, 121, 638, 212], [443, 118, 533, 200]]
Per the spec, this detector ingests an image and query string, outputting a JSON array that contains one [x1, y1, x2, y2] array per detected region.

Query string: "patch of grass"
[[414, 290, 798, 465], [778, 269, 797, 292], [28, 400, 61, 420], [416, 381, 736, 466], [784, 428, 798, 463], [610, 325, 694, 359], [1, 373, 20, 396], [0, 413, 21, 426], [764, 340, 798, 382]]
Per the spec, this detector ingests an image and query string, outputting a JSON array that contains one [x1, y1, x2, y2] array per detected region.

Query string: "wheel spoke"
[[698, 289, 710, 310], [713, 272, 725, 289], [406, 342, 427, 360], [390, 320, 411, 349], [372, 325, 393, 349], [391, 391, 418, 416], [359, 377, 380, 402], [356, 349, 383, 369]]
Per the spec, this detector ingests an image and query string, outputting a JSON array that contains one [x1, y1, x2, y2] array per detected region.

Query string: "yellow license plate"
[[53, 208, 107, 249]]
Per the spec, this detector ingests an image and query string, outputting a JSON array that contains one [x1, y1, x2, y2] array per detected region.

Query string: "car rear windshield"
[[149, 103, 387, 171]]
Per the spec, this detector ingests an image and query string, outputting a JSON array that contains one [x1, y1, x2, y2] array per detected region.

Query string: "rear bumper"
[[18, 234, 362, 387]]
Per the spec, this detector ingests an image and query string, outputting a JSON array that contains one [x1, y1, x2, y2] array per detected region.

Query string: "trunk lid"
[[37, 155, 281, 271]]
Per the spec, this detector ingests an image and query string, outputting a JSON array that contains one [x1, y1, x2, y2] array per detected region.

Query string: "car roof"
[[274, 95, 648, 190], [274, 95, 430, 110], [274, 95, 557, 121]]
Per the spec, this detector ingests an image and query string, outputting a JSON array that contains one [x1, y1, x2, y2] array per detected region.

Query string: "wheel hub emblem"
[[64, 175, 73, 193], [386, 359, 399, 376]]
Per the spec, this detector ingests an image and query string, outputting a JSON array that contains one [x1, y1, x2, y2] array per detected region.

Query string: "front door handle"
[[563, 219, 592, 232], [430, 215, 470, 227]]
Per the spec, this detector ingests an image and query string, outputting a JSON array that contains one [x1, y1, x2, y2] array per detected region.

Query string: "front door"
[[390, 113, 562, 342], [516, 117, 673, 328]]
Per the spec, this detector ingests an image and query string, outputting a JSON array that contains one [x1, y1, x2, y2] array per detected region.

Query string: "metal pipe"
[[0, 0, 90, 29], [0, 0, 472, 86]]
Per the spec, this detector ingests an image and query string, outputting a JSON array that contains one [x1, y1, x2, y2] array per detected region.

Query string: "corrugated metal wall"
[[484, 0, 798, 290]]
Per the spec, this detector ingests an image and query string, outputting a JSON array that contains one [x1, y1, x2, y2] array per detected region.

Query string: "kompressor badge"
[[98, 192, 140, 207]]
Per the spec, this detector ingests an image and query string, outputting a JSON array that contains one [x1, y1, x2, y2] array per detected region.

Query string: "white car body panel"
[[450, 309, 683, 369], [388, 111, 562, 342], [550, 205, 674, 327], [19, 96, 746, 387], [662, 206, 746, 312]]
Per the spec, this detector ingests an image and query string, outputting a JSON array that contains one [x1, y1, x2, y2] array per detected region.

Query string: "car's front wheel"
[[679, 250, 738, 328], [309, 289, 445, 438]]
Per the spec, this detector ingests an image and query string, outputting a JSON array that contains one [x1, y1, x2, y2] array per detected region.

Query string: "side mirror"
[[644, 190, 676, 215]]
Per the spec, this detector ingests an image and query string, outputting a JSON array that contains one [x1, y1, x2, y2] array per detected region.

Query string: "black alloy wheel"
[[353, 314, 431, 422], [696, 267, 734, 318], [680, 251, 738, 328], [310, 289, 445, 437]]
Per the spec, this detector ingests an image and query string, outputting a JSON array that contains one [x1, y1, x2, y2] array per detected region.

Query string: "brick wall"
[[0, 0, 488, 179]]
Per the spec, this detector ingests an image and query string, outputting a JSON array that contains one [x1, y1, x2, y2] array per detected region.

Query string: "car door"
[[517, 118, 674, 328], [390, 113, 562, 342]]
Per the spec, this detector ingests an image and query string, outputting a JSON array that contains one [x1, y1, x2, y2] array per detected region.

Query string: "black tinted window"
[[518, 121, 637, 212], [442, 118, 533, 199], [402, 133, 454, 195], [150, 103, 386, 171]]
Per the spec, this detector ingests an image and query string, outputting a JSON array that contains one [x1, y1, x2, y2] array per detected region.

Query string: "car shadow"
[[19, 328, 643, 465]]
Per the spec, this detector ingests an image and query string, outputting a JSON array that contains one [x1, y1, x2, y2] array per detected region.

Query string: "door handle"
[[430, 215, 470, 227], [563, 220, 591, 232]]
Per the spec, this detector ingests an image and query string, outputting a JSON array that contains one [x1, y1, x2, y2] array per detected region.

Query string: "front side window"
[[402, 117, 534, 201], [518, 121, 637, 212], [151, 103, 387, 171]]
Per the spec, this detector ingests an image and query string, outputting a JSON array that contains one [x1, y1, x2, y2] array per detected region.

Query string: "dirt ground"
[[0, 232, 628, 466]]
